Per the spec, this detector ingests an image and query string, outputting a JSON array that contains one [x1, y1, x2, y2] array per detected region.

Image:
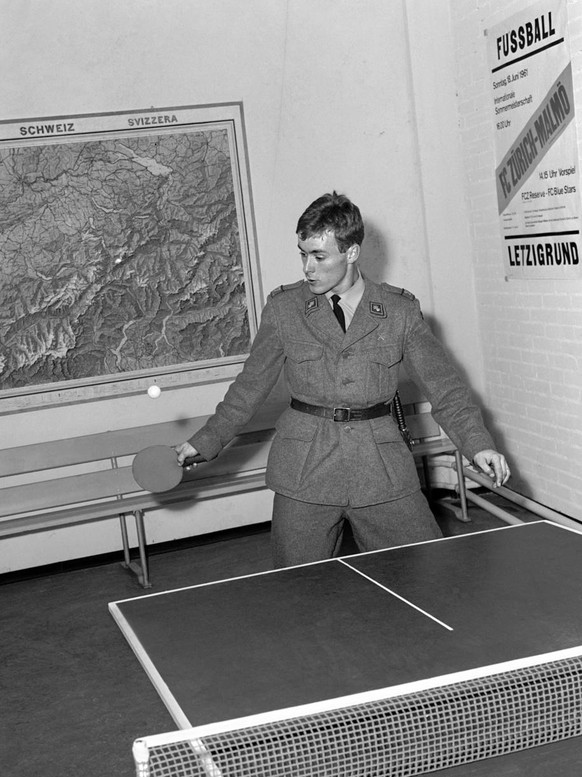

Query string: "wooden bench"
[[0, 393, 287, 588], [0, 394, 466, 588]]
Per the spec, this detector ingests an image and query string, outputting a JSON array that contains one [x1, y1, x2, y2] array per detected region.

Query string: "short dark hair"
[[296, 191, 364, 252]]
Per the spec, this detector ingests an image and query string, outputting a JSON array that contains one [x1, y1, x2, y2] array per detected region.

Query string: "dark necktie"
[[331, 294, 346, 332]]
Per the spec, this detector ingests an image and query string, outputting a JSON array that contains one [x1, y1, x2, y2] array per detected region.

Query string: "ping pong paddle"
[[132, 445, 204, 493]]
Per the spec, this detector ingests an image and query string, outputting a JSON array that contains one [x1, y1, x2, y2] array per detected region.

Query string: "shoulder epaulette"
[[381, 282, 416, 301], [269, 279, 305, 298]]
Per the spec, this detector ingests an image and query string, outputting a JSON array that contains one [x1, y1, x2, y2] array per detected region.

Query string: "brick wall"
[[451, 0, 582, 520]]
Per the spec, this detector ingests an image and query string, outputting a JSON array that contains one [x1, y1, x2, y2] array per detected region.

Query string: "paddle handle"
[[183, 453, 205, 467]]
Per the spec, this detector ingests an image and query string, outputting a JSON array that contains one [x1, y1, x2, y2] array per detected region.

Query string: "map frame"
[[0, 102, 262, 414]]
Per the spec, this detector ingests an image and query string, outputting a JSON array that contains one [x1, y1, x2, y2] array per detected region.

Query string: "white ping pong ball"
[[147, 384, 161, 399]]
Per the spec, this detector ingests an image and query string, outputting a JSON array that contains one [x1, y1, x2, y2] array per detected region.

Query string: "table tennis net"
[[134, 654, 582, 777]]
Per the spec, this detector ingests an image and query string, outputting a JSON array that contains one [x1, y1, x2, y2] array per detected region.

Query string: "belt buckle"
[[333, 407, 350, 422]]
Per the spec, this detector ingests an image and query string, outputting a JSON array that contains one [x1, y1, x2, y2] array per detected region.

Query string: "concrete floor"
[[1, 495, 570, 777]]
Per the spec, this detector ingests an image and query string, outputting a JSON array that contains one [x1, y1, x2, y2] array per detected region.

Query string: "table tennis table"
[[109, 520, 582, 776]]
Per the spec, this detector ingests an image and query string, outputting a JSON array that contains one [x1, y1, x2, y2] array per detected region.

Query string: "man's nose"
[[303, 256, 315, 275]]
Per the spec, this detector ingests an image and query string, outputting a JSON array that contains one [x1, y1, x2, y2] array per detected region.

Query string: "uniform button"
[[344, 425, 352, 432]]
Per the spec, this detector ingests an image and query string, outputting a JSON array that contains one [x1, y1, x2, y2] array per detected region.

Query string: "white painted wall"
[[405, 1, 488, 398], [0, 0, 507, 573]]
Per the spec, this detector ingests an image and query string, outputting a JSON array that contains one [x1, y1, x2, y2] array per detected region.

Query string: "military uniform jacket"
[[189, 277, 494, 507]]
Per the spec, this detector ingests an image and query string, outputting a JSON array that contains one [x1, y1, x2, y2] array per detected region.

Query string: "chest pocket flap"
[[284, 341, 323, 363], [367, 346, 402, 368]]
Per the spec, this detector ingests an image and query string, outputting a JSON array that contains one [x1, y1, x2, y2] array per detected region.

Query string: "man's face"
[[297, 230, 359, 296]]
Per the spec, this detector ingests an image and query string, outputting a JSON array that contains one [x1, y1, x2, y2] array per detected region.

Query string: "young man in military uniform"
[[175, 192, 510, 567]]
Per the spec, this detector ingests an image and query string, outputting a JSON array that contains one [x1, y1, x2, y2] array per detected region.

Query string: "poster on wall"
[[0, 103, 261, 412], [487, 0, 582, 279]]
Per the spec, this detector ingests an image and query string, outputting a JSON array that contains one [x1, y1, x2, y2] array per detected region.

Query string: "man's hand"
[[174, 441, 200, 468], [473, 450, 511, 488]]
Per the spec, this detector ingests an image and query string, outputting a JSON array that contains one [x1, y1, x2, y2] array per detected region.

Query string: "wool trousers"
[[271, 490, 443, 568]]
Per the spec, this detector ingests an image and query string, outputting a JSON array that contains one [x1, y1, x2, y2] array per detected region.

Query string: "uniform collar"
[[324, 270, 365, 326]]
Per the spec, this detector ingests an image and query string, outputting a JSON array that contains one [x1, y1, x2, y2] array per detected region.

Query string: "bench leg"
[[453, 449, 470, 523], [118, 511, 152, 588], [423, 450, 472, 524], [421, 455, 433, 502], [134, 510, 151, 588], [119, 513, 132, 567]]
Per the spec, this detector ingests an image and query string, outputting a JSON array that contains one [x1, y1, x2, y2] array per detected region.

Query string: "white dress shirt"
[[325, 271, 365, 329]]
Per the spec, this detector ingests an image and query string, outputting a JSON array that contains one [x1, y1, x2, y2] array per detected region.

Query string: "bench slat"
[[0, 431, 274, 518], [412, 438, 457, 457], [0, 394, 287, 477], [0, 470, 269, 538]]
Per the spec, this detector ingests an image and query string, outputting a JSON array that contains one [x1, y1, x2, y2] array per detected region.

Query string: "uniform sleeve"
[[188, 298, 285, 460], [401, 300, 495, 461]]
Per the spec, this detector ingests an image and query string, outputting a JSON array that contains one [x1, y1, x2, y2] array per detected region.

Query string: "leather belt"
[[290, 398, 392, 422]]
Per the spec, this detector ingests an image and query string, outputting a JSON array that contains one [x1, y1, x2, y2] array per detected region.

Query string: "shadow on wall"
[[359, 220, 391, 284]]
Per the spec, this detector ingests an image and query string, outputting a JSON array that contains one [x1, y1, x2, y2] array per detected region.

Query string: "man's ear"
[[346, 244, 360, 264]]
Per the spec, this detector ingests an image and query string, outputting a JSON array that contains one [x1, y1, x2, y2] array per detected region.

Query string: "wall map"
[[0, 103, 260, 410]]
